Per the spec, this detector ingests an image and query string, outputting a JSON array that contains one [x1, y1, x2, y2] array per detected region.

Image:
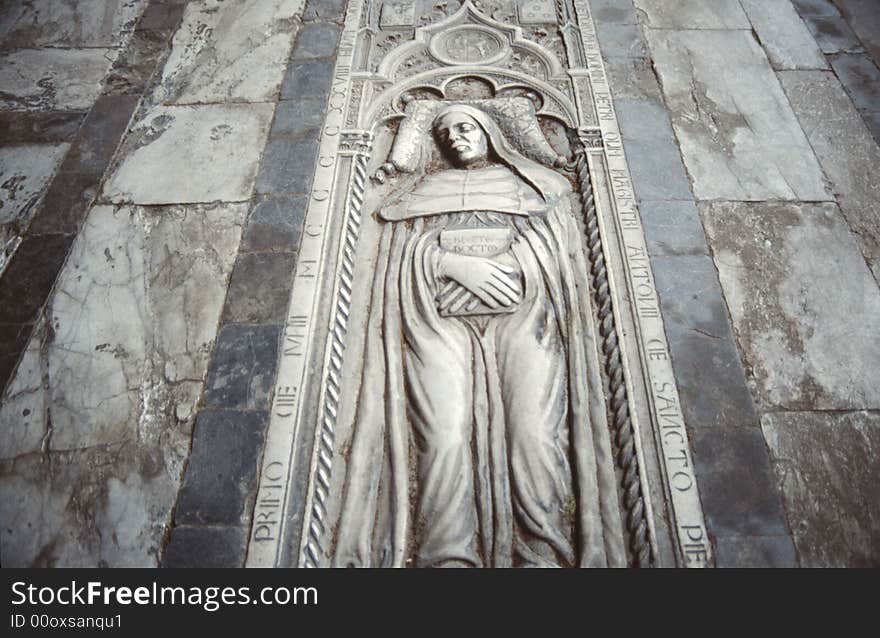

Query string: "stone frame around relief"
[[246, 0, 711, 568]]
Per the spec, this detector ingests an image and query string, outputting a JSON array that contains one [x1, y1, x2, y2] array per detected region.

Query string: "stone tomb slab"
[[244, 0, 709, 569]]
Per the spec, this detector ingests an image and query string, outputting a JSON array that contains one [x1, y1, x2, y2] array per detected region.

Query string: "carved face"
[[434, 112, 489, 166]]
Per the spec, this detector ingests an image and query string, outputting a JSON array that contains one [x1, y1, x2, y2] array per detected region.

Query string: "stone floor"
[[0, 0, 878, 567]]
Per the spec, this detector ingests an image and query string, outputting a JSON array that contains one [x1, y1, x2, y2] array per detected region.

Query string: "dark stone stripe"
[[162, 0, 345, 568], [0, 1, 190, 396], [0, 111, 87, 144]]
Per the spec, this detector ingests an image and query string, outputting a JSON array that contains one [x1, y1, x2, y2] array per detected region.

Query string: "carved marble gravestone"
[[247, 0, 710, 567]]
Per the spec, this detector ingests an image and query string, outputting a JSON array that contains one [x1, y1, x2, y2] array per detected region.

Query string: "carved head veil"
[[431, 103, 550, 202]]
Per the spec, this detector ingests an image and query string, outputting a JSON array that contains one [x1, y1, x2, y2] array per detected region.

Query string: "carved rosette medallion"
[[429, 25, 509, 65], [246, 0, 712, 570]]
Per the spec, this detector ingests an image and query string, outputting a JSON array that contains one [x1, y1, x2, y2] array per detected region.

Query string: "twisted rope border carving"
[[302, 136, 372, 568], [575, 143, 653, 568]]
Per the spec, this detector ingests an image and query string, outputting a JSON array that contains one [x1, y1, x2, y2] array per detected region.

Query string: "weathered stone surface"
[[270, 98, 326, 138], [614, 99, 695, 203], [640, 200, 708, 257], [221, 252, 297, 324], [591, 0, 639, 25], [702, 201, 880, 411], [161, 525, 248, 568], [174, 410, 268, 526], [291, 21, 341, 59], [103, 103, 274, 204], [28, 172, 100, 235], [136, 1, 187, 32], [714, 535, 798, 568], [691, 428, 791, 538], [621, 139, 693, 201], [104, 27, 173, 97], [204, 325, 281, 410], [652, 256, 759, 429], [152, 0, 303, 105], [0, 445, 182, 566], [793, 0, 864, 54], [604, 56, 664, 103], [780, 70, 880, 282], [0, 144, 69, 233], [0, 324, 32, 398], [2, 203, 245, 453], [59, 95, 138, 176], [832, 0, 880, 61], [761, 411, 880, 566], [241, 195, 307, 253], [829, 53, 880, 114], [645, 29, 830, 201], [0, 201, 244, 565], [740, 0, 828, 70], [595, 23, 647, 58], [0, 326, 46, 459], [632, 0, 750, 29], [0, 0, 145, 49], [0, 233, 73, 325], [280, 58, 335, 100], [0, 48, 116, 111], [255, 135, 320, 195], [0, 112, 86, 145], [303, 0, 347, 22]]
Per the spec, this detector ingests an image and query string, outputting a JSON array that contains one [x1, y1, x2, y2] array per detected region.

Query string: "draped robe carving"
[[333, 103, 627, 567]]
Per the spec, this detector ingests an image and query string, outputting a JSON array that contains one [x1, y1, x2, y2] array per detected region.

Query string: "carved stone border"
[[572, 1, 712, 567], [245, 1, 365, 567], [246, 0, 712, 568]]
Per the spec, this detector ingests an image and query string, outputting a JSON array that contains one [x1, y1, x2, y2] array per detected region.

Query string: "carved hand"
[[438, 252, 522, 311]]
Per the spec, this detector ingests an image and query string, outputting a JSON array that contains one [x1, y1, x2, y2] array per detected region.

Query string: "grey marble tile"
[[60, 95, 138, 176], [691, 428, 790, 538], [161, 525, 248, 567], [103, 103, 274, 204], [0, 49, 116, 112], [762, 410, 880, 566], [645, 29, 830, 201], [0, 112, 85, 145], [152, 0, 303, 105], [0, 0, 145, 49], [780, 70, 880, 282], [292, 21, 341, 59], [280, 58, 335, 100], [640, 200, 708, 257], [830, 53, 880, 113], [632, 0, 750, 29], [702, 200, 880, 411], [241, 194, 307, 253], [0, 201, 245, 565], [651, 255, 759, 430], [255, 135, 320, 196], [714, 535, 798, 568], [204, 325, 281, 410], [740, 0, 829, 70], [174, 409, 268, 525], [0, 144, 69, 230], [590, 0, 639, 25], [832, 0, 880, 61], [221, 252, 297, 324], [621, 138, 693, 202]]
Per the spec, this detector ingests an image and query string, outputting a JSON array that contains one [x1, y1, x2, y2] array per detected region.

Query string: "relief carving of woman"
[[334, 103, 627, 567]]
